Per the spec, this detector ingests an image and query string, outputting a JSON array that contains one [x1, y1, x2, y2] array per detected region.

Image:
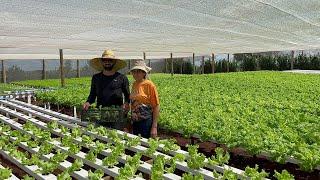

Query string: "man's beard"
[[103, 64, 114, 71]]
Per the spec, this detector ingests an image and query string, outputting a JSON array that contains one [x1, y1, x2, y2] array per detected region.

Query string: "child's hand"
[[131, 113, 138, 121]]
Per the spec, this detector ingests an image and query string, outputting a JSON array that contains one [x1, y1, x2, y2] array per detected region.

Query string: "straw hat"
[[90, 50, 126, 71], [130, 59, 152, 73]]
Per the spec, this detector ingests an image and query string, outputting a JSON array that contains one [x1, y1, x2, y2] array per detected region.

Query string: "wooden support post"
[[165, 59, 167, 73], [76, 59, 80, 78], [202, 56, 205, 74], [1, 60, 6, 83], [59, 49, 65, 87], [42, 59, 46, 80], [190, 137, 197, 145], [256, 55, 260, 70], [227, 54, 230, 72], [180, 59, 183, 74], [290, 50, 294, 70], [170, 53, 173, 76], [128, 60, 131, 71], [192, 53, 195, 74], [143, 52, 151, 73], [212, 53, 215, 74]]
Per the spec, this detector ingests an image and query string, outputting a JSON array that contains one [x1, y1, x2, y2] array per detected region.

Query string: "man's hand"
[[150, 127, 157, 138], [83, 102, 90, 111]]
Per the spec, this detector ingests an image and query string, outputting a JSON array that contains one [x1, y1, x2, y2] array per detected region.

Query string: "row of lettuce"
[[0, 120, 295, 180], [9, 72, 320, 171], [0, 84, 29, 94]]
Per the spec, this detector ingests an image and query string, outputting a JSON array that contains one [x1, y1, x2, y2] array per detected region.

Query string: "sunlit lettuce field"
[[12, 71, 320, 171]]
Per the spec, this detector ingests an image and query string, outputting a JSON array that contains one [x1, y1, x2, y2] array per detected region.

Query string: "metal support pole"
[[73, 106, 77, 118], [212, 53, 215, 74], [2, 60, 6, 83], [27, 95, 31, 104], [59, 49, 65, 87], [77, 59, 80, 78], [27, 95, 32, 117], [170, 53, 173, 76]]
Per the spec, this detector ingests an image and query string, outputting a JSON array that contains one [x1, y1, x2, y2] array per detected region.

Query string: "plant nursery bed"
[[157, 129, 320, 180], [28, 100, 319, 180], [0, 154, 27, 178]]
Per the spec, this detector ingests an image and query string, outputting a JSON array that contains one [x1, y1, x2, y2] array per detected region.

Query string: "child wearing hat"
[[130, 59, 159, 138]]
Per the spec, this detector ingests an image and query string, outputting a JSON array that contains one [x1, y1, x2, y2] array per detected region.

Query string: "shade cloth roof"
[[1, 0, 320, 59]]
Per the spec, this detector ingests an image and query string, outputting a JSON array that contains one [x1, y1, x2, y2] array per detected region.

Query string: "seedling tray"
[[81, 107, 127, 123]]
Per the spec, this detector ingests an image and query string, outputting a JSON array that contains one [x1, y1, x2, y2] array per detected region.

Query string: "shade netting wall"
[[0, 59, 98, 82]]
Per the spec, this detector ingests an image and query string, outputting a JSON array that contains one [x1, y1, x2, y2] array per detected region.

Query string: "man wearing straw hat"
[[83, 50, 130, 130]]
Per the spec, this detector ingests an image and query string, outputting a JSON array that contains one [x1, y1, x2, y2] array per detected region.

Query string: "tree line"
[[164, 53, 320, 74]]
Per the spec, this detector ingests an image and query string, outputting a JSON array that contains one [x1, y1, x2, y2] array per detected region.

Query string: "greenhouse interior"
[[0, 1, 319, 180]]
